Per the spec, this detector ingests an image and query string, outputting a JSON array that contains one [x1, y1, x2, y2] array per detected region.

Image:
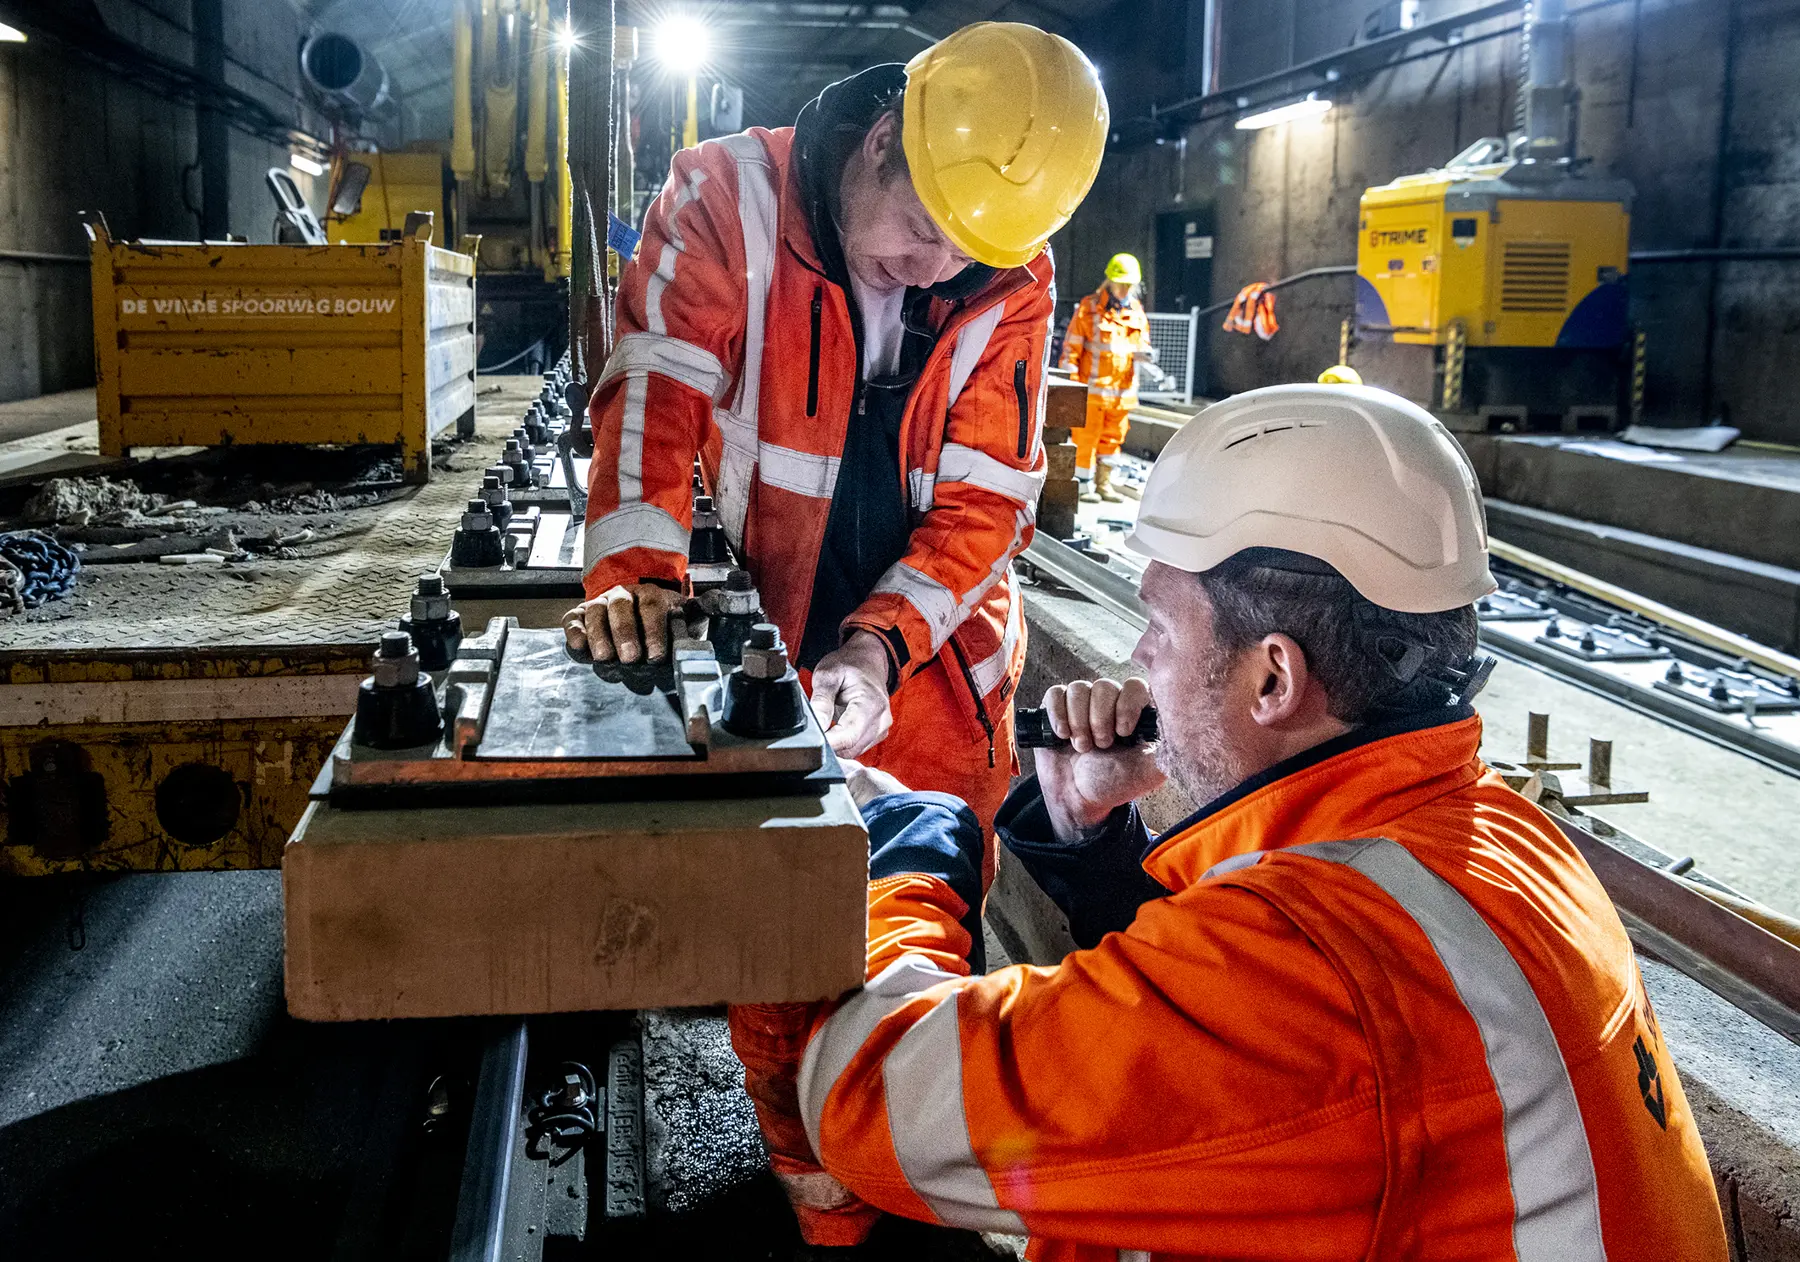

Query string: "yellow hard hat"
[[1104, 253, 1141, 284], [902, 23, 1109, 270], [1318, 364, 1363, 385]]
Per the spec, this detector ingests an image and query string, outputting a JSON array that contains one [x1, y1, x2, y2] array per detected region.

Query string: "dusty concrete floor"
[[0, 378, 541, 641]]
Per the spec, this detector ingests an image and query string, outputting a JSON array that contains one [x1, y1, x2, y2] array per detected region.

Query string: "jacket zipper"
[[1013, 359, 1030, 458], [947, 637, 996, 769], [806, 285, 822, 417]]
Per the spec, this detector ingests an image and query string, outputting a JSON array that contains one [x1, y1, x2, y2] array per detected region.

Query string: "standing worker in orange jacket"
[[561, 23, 1107, 841], [773, 384, 1729, 1258], [1058, 252, 1159, 503], [559, 24, 1108, 1245]]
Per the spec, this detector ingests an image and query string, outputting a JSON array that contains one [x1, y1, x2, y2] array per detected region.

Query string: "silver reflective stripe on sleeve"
[[624, 158, 706, 509], [597, 332, 729, 403], [966, 589, 1021, 698], [936, 442, 1046, 508], [798, 953, 962, 1159], [711, 133, 776, 547], [797, 954, 1027, 1237], [1118, 1251, 1151, 1262], [882, 992, 1029, 1233], [1288, 838, 1607, 1262], [581, 502, 690, 574], [946, 302, 1006, 408], [872, 562, 961, 653]]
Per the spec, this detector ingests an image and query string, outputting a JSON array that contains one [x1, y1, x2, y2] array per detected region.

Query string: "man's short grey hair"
[[1196, 553, 1479, 724]]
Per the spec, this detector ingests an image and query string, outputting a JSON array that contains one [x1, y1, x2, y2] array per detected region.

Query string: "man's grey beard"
[[1156, 702, 1246, 811]]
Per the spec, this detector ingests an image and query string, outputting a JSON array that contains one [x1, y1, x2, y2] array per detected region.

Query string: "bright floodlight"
[[556, 21, 577, 53], [654, 14, 710, 72], [0, 22, 25, 41], [1235, 94, 1332, 131], [290, 152, 327, 177]]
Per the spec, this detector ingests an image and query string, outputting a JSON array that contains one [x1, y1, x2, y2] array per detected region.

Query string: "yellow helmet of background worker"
[[1104, 253, 1141, 284], [1318, 364, 1363, 385], [902, 23, 1109, 270]]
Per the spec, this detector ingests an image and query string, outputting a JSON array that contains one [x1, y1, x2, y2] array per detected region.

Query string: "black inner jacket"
[[790, 65, 994, 673]]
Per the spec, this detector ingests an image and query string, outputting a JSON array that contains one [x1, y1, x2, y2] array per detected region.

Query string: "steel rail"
[[450, 1020, 530, 1262]]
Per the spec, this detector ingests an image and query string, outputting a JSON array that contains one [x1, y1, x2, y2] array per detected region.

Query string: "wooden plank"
[[283, 785, 871, 1020]]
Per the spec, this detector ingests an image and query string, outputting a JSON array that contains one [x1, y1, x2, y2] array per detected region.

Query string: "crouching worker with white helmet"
[[742, 384, 1728, 1258]]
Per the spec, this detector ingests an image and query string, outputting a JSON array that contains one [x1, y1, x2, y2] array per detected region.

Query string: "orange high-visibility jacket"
[[797, 712, 1728, 1261], [1059, 286, 1151, 410], [583, 129, 1051, 723]]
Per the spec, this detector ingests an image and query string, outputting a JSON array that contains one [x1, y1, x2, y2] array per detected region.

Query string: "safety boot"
[[1096, 464, 1125, 503], [1078, 473, 1101, 504]]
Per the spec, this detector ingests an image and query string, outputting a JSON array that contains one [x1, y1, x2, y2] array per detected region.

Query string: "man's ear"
[[864, 109, 900, 170], [1247, 633, 1313, 728]]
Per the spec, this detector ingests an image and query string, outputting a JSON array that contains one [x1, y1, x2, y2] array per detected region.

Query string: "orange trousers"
[[731, 655, 1017, 1244], [1073, 400, 1131, 474]]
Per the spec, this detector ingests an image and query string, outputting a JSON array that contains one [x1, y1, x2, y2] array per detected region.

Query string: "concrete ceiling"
[[285, 1, 1120, 139]]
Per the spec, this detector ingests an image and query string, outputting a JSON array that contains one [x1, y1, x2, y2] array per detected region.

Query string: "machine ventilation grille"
[[1501, 242, 1572, 312]]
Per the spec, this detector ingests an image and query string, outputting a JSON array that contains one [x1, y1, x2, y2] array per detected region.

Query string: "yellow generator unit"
[[1352, 151, 1633, 431]]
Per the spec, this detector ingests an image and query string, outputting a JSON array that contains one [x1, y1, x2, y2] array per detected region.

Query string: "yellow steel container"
[[87, 220, 476, 482], [1356, 165, 1632, 350]]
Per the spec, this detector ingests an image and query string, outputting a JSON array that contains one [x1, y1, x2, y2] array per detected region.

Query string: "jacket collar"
[[1141, 706, 1486, 891]]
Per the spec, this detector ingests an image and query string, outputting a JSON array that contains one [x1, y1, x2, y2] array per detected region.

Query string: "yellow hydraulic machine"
[[318, 0, 587, 371], [1351, 0, 1636, 431]]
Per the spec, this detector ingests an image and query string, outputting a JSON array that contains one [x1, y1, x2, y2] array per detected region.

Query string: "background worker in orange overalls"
[[1058, 252, 1160, 502]]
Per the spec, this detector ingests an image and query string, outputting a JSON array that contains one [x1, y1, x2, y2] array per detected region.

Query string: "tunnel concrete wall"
[[1056, 0, 1800, 443], [0, 0, 318, 403]]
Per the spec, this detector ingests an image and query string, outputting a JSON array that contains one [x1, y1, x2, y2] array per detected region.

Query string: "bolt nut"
[[411, 573, 452, 620], [480, 475, 508, 508], [372, 632, 421, 688], [503, 439, 523, 458], [712, 569, 761, 615], [486, 463, 514, 487], [461, 499, 493, 531], [739, 644, 789, 680], [738, 623, 788, 679]]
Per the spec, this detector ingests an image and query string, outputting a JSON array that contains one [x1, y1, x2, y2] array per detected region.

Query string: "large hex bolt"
[[478, 474, 514, 529], [450, 499, 507, 568], [502, 438, 536, 489], [353, 631, 445, 749], [522, 402, 550, 446], [511, 426, 536, 463], [689, 494, 731, 565], [720, 623, 807, 738], [398, 573, 463, 670], [704, 568, 765, 666]]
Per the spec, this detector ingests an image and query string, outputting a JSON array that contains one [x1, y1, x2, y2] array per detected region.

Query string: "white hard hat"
[[1124, 384, 1496, 614]]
